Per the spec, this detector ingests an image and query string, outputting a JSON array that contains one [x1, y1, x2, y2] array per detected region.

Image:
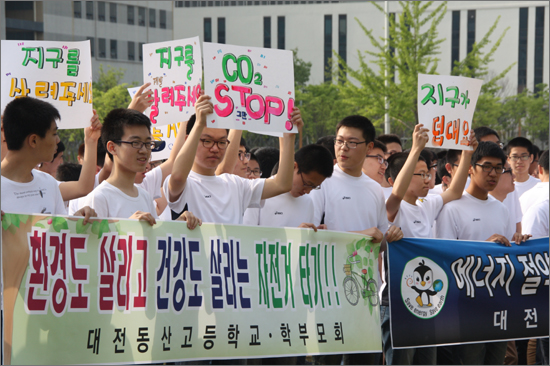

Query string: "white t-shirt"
[[68, 172, 100, 215], [522, 198, 549, 238], [394, 194, 444, 239], [519, 182, 549, 214], [247, 192, 315, 228], [81, 181, 158, 219], [164, 171, 265, 225], [436, 192, 509, 241], [382, 186, 393, 201], [310, 164, 389, 232], [501, 188, 523, 238], [429, 184, 444, 195], [515, 175, 541, 198], [243, 207, 260, 226], [1, 169, 67, 215], [138, 165, 163, 200]]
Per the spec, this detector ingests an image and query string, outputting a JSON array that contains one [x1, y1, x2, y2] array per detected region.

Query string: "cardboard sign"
[[127, 87, 185, 161], [418, 74, 483, 150], [203, 42, 296, 134], [3, 214, 381, 364], [1, 40, 93, 129], [142, 37, 202, 127]]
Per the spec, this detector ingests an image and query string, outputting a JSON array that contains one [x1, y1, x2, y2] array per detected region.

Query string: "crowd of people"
[[0, 82, 548, 365]]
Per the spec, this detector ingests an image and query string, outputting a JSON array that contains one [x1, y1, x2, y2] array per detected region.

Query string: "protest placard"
[[203, 42, 296, 134], [128, 87, 185, 161], [1, 40, 93, 129], [388, 237, 549, 348], [3, 213, 381, 365], [417, 74, 483, 150], [142, 37, 202, 127]]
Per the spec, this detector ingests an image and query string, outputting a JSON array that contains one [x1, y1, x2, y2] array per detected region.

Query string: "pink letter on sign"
[[246, 94, 266, 120], [214, 83, 234, 117], [231, 85, 252, 107], [285, 98, 295, 131], [264, 96, 284, 125]]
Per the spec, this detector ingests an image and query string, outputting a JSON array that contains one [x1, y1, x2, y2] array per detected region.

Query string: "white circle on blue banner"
[[400, 256, 448, 319]]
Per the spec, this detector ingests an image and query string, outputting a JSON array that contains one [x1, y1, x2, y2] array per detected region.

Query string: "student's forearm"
[[168, 121, 203, 200], [386, 146, 422, 221], [58, 137, 97, 201], [215, 129, 242, 175], [261, 135, 294, 199], [160, 120, 188, 182], [443, 150, 472, 203]]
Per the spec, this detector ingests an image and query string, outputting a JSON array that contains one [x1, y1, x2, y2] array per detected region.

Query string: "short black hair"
[[371, 139, 387, 154], [254, 146, 280, 178], [437, 156, 450, 180], [185, 113, 229, 136], [505, 137, 533, 156], [377, 134, 403, 148], [446, 149, 462, 166], [2, 97, 61, 151], [471, 141, 507, 166], [295, 144, 334, 178], [420, 149, 435, 166], [336, 115, 376, 143], [386, 152, 427, 182], [474, 126, 500, 142], [316, 135, 336, 160], [539, 150, 549, 173], [240, 136, 247, 150], [101, 108, 152, 161], [531, 144, 541, 159], [56, 162, 82, 182]]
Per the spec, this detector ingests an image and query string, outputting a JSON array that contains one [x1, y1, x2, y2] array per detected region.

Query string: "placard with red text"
[[203, 42, 296, 134], [418, 74, 483, 150]]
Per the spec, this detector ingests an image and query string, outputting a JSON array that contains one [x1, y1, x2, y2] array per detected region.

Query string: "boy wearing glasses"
[[244, 144, 334, 227], [82, 108, 200, 228], [362, 140, 390, 196], [164, 94, 301, 225], [379, 125, 475, 365], [436, 141, 530, 365], [506, 137, 540, 197]]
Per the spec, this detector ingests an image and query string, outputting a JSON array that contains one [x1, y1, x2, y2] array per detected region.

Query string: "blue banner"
[[388, 237, 549, 348]]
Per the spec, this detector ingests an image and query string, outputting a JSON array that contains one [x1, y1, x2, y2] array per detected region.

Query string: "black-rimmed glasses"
[[366, 154, 388, 168], [300, 172, 321, 190], [200, 138, 230, 150], [114, 140, 156, 150]]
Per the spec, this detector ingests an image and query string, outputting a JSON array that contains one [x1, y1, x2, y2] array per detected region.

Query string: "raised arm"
[[440, 131, 478, 205], [385, 124, 429, 223], [260, 108, 303, 199], [215, 129, 242, 175], [167, 94, 212, 202], [58, 110, 102, 200]]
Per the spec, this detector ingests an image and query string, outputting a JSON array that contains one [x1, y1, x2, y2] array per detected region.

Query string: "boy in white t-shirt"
[[82, 108, 200, 228], [506, 137, 540, 197], [519, 150, 549, 214], [380, 124, 476, 365], [245, 144, 334, 228], [522, 198, 549, 238], [309, 115, 403, 365], [164, 94, 302, 225], [436, 141, 530, 365]]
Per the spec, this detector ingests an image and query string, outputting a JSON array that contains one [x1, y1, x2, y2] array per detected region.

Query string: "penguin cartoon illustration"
[[411, 260, 437, 307]]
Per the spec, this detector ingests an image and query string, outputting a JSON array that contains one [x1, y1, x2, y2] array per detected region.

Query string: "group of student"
[[0, 81, 548, 365]]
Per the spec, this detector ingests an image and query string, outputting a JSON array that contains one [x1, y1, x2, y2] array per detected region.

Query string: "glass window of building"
[[110, 40, 117, 59], [277, 16, 285, 49], [74, 1, 81, 18], [87, 37, 94, 57], [160, 10, 167, 29], [86, 1, 94, 20], [204, 18, 212, 42], [98, 2, 105, 21], [128, 5, 134, 25], [128, 41, 135, 61], [110, 3, 117, 23], [138, 7, 146, 26], [218, 17, 226, 44], [149, 8, 156, 28], [98, 38, 106, 58], [264, 16, 271, 48]]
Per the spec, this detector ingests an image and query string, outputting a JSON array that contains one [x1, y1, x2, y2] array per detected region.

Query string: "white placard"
[[1, 40, 93, 129], [418, 74, 483, 150], [142, 37, 202, 127], [128, 87, 183, 161], [203, 42, 296, 134]]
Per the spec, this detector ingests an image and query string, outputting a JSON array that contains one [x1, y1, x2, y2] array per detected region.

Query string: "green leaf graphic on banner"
[[356, 237, 366, 250], [373, 245, 380, 258], [18, 214, 29, 224], [346, 242, 355, 256], [356, 254, 363, 269], [115, 222, 126, 236], [34, 223, 45, 229], [370, 258, 374, 267], [91, 220, 100, 235], [52, 217, 68, 232], [368, 266, 373, 279], [76, 219, 90, 234], [11, 214, 20, 228], [98, 219, 110, 238], [2, 214, 11, 231]]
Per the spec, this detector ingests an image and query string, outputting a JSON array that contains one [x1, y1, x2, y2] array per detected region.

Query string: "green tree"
[[293, 48, 312, 91]]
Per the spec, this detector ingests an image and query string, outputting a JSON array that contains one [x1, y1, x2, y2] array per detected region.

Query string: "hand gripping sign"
[[417, 74, 483, 150], [1, 40, 93, 129], [142, 37, 202, 127], [203, 42, 296, 134]]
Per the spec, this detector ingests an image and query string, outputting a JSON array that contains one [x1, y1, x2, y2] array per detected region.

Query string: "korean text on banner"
[[417, 74, 483, 150], [2, 213, 381, 365], [142, 37, 202, 127], [1, 40, 93, 129], [127, 87, 183, 161], [203, 42, 296, 134], [388, 237, 549, 348]]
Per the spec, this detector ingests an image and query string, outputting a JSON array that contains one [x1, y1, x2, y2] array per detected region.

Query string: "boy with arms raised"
[[82, 108, 200, 228], [164, 94, 301, 224], [436, 141, 530, 365], [381, 125, 476, 364]]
